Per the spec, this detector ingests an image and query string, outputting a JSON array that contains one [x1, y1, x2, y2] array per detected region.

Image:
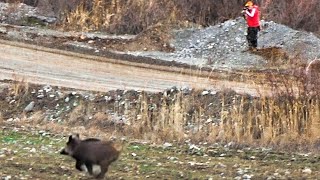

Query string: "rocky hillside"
[[125, 17, 320, 70]]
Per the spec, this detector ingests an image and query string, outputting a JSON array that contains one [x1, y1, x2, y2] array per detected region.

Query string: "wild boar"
[[60, 134, 121, 179]]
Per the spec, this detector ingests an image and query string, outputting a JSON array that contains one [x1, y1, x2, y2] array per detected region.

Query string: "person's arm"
[[245, 8, 256, 17]]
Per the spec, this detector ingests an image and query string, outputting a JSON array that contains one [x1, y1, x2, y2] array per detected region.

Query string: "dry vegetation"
[[2, 0, 319, 34], [2, 72, 320, 151], [1, 128, 319, 180], [122, 88, 320, 150], [62, 0, 244, 33], [57, 0, 320, 35]]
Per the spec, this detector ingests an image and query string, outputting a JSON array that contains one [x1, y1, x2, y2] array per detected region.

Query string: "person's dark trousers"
[[247, 26, 260, 48]]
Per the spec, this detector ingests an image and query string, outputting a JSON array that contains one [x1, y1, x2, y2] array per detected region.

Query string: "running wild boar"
[[60, 134, 121, 179]]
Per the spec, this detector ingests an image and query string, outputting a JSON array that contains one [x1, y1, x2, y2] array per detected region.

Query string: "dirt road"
[[0, 40, 272, 95]]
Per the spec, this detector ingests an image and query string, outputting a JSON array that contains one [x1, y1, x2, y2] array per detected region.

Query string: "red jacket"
[[245, 5, 260, 27]]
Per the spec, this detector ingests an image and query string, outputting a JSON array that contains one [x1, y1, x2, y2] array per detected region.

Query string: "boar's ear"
[[68, 135, 73, 141], [60, 148, 68, 155], [70, 134, 80, 140]]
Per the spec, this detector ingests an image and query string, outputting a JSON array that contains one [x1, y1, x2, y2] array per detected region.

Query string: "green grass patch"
[[0, 129, 320, 180]]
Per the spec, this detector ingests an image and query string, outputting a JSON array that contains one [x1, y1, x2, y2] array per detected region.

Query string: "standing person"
[[242, 1, 260, 51]]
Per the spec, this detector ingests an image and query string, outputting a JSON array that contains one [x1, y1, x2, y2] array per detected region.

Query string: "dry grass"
[[108, 84, 320, 150], [118, 82, 320, 149], [3, 75, 320, 150], [252, 47, 290, 67], [8, 77, 30, 110], [261, 0, 320, 33], [305, 59, 320, 93], [62, 0, 243, 34], [63, 0, 121, 32], [59, 0, 320, 35]]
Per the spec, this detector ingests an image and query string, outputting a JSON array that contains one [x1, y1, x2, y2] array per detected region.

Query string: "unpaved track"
[[0, 40, 271, 95]]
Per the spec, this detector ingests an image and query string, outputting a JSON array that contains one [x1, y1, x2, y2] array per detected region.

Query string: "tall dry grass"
[[4, 76, 320, 149], [62, 0, 244, 33], [60, 0, 320, 35], [261, 0, 320, 34], [108, 70, 320, 149], [10, 77, 30, 107], [124, 90, 320, 149]]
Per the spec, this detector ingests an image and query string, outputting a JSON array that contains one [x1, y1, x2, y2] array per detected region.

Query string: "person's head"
[[245, 1, 254, 8]]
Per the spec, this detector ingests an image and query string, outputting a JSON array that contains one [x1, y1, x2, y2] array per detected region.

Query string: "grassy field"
[[1, 127, 320, 180]]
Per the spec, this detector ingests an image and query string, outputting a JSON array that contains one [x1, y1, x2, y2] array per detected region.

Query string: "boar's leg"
[[96, 161, 110, 179], [85, 162, 94, 175], [75, 160, 87, 172]]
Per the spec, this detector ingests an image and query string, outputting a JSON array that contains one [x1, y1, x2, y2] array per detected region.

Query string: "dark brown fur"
[[60, 134, 120, 179]]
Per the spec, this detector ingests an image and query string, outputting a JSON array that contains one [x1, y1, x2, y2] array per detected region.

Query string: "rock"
[[43, 85, 52, 92], [243, 174, 253, 179], [37, 94, 44, 99], [168, 156, 178, 161], [302, 168, 312, 174], [216, 162, 226, 168], [24, 101, 35, 112], [4, 175, 11, 180], [0, 26, 7, 33], [201, 90, 209, 96], [163, 142, 173, 148], [189, 144, 200, 151], [30, 148, 36, 153], [237, 168, 244, 175], [205, 118, 212, 123], [250, 156, 256, 160]]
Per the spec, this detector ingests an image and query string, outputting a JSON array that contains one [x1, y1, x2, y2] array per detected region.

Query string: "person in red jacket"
[[242, 1, 260, 51]]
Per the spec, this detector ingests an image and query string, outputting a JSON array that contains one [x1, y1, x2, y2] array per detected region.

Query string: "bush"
[[59, 0, 320, 35], [261, 0, 320, 34]]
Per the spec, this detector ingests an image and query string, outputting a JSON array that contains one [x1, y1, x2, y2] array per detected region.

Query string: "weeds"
[[262, 0, 320, 33], [114, 75, 320, 149], [59, 0, 320, 35], [2, 71, 320, 150], [2, 129, 319, 179], [62, 0, 244, 34]]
